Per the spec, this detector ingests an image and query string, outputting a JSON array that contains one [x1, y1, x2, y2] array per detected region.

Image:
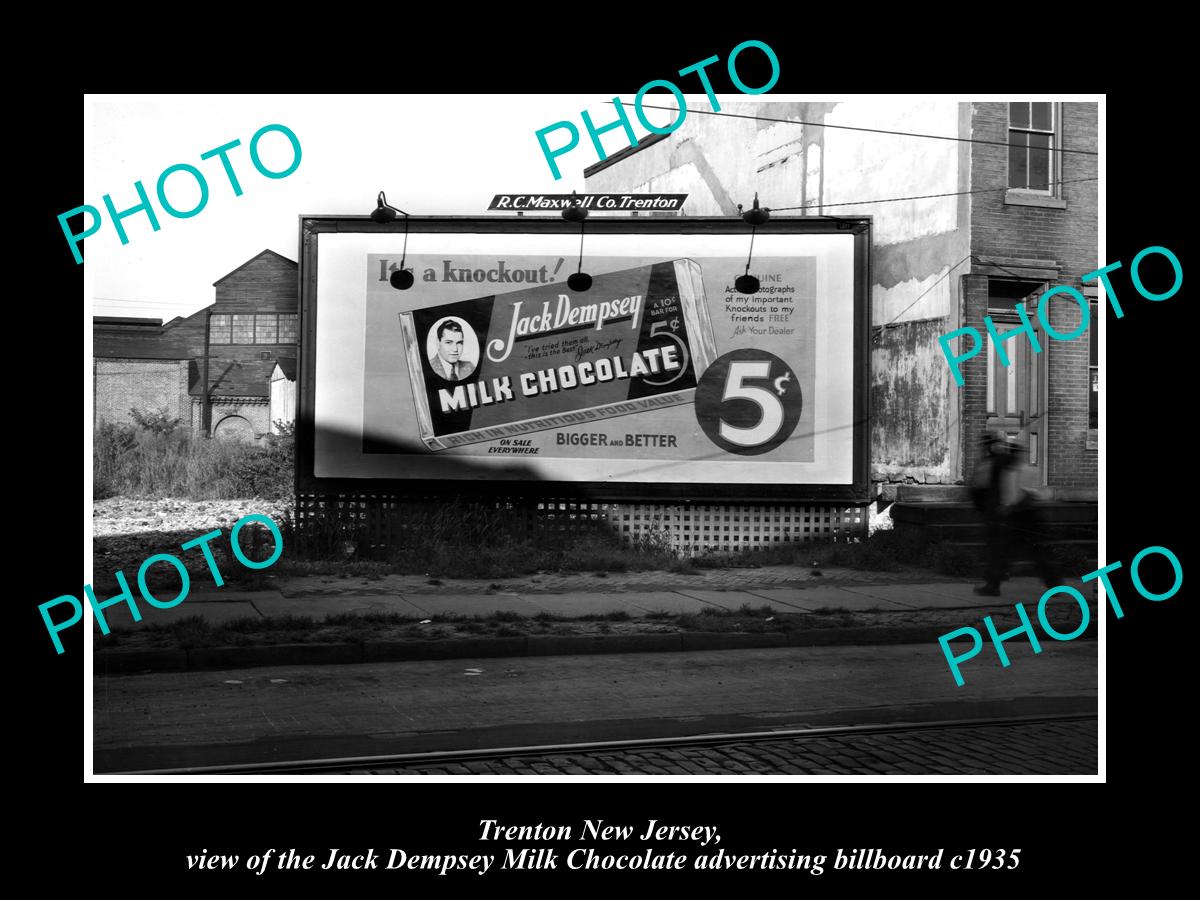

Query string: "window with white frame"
[[1008, 102, 1059, 194]]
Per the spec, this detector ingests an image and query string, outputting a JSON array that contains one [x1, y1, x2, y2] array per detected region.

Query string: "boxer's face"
[[438, 329, 463, 364]]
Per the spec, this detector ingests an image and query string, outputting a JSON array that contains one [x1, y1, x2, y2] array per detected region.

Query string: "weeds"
[[689, 529, 992, 577], [577, 611, 633, 622], [925, 542, 976, 576], [94, 418, 294, 500], [282, 500, 692, 578], [106, 604, 897, 651]]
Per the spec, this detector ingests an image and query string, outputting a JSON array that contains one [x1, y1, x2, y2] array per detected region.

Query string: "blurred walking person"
[[971, 431, 1060, 596]]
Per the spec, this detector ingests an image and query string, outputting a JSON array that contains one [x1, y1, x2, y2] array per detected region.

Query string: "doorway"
[[985, 282, 1049, 485]]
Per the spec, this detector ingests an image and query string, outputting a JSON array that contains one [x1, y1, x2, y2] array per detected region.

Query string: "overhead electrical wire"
[[773, 178, 1097, 212], [623, 102, 1099, 156]]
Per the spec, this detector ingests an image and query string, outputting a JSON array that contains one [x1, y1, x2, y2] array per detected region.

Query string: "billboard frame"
[[296, 214, 871, 503]]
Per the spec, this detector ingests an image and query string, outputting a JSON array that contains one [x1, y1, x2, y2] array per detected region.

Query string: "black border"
[[295, 215, 871, 502]]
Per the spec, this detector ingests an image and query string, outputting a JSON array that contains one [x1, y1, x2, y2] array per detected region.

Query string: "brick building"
[[583, 100, 1097, 545], [961, 103, 1098, 491], [93, 249, 299, 441]]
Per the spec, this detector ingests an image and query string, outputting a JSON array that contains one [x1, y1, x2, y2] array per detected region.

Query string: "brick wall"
[[94, 358, 189, 427], [966, 102, 1098, 490], [959, 274, 992, 486]]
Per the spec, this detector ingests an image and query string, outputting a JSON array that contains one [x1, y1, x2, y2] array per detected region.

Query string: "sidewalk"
[[96, 566, 1087, 628], [89, 565, 1096, 674]]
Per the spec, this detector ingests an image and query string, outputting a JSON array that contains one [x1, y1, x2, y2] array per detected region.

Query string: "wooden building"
[[93, 249, 298, 440]]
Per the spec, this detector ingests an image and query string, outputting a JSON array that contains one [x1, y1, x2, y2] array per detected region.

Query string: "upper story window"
[[211, 313, 298, 345], [1008, 102, 1059, 194]]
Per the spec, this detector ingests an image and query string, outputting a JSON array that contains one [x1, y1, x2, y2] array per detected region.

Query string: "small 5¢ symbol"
[[694, 350, 802, 455]]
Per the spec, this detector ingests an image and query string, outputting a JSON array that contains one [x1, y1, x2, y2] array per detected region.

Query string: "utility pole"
[[202, 309, 212, 436]]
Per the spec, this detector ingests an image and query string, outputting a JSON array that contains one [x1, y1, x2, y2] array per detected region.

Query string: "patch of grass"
[[223, 614, 313, 633], [274, 559, 392, 579], [324, 612, 414, 627], [677, 612, 786, 633], [93, 420, 294, 500], [107, 601, 882, 652], [691, 530, 948, 574], [1048, 544, 1098, 576], [578, 610, 632, 622], [926, 542, 976, 576], [736, 603, 775, 616], [145, 615, 217, 650], [667, 557, 701, 575], [280, 499, 709, 578]]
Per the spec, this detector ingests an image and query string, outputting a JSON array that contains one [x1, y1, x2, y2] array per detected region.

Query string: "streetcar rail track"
[[114, 711, 1097, 775]]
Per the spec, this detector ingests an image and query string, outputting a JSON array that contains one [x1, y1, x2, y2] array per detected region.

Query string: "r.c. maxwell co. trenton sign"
[[488, 194, 687, 211]]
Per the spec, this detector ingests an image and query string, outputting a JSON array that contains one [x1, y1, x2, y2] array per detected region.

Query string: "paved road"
[[349, 718, 1098, 776], [95, 642, 1096, 773]]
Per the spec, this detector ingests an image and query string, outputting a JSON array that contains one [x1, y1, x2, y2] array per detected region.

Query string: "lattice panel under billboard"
[[295, 494, 867, 556], [611, 504, 867, 554]]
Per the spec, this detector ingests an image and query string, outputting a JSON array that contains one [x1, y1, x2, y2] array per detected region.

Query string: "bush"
[[129, 406, 181, 436]]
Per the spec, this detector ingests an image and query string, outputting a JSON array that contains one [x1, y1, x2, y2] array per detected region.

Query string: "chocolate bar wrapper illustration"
[[399, 259, 716, 451]]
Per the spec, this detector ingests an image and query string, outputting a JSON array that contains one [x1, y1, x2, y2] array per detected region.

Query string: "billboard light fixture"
[[562, 190, 589, 223], [735, 272, 760, 294], [739, 192, 770, 226], [372, 191, 415, 290], [562, 192, 592, 291], [735, 195, 768, 294]]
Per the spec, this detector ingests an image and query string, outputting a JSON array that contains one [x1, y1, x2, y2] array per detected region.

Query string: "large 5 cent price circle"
[[694, 349, 802, 455]]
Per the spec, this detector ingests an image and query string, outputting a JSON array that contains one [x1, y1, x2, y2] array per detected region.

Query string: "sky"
[[84, 94, 686, 321], [83, 93, 1101, 323]]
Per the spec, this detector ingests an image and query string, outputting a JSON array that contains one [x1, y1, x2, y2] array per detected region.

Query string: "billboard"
[[299, 217, 869, 500]]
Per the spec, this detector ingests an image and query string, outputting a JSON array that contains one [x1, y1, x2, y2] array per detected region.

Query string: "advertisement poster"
[[313, 230, 857, 487]]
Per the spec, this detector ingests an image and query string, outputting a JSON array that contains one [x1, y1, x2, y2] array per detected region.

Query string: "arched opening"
[[213, 415, 256, 443]]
